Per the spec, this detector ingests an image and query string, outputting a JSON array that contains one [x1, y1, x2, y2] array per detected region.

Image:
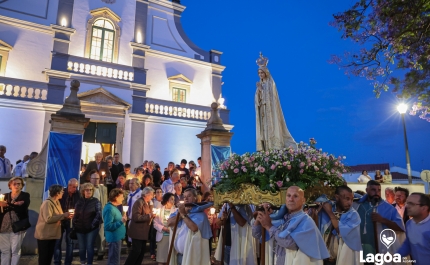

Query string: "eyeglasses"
[[84, 189, 93, 192], [12, 183, 22, 186], [156, 191, 163, 193], [406, 202, 423, 207]]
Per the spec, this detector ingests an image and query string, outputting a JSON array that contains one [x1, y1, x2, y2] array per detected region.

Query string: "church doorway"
[[82, 122, 117, 163]]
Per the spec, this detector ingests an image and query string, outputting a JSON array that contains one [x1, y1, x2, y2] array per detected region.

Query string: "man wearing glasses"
[[90, 171, 108, 260], [398, 193, 430, 265], [54, 178, 81, 265]]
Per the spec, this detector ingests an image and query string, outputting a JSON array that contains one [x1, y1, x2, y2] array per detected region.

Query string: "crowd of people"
[[0, 145, 429, 265], [357, 169, 393, 183]]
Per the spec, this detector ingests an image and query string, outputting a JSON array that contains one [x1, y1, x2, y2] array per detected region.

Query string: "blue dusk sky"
[[181, 0, 430, 171]]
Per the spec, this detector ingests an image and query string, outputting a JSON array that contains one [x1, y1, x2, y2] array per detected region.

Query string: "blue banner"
[[211, 145, 231, 185], [44, 132, 83, 200]]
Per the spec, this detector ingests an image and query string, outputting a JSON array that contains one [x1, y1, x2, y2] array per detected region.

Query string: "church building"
[[0, 0, 232, 168]]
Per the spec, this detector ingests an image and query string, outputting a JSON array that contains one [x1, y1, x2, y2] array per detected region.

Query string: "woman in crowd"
[[142, 174, 154, 189], [153, 192, 176, 265], [383, 169, 392, 183], [103, 188, 127, 265], [35, 184, 72, 265], [149, 162, 162, 187], [163, 162, 175, 180], [374, 170, 383, 183], [135, 167, 144, 183], [124, 187, 155, 265], [150, 187, 163, 260], [357, 170, 372, 183], [0, 177, 30, 265], [73, 183, 102, 265]]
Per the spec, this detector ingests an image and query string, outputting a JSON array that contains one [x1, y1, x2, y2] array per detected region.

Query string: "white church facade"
[[0, 0, 232, 168]]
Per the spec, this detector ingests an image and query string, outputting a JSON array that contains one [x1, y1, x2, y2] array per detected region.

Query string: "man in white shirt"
[[161, 169, 180, 194], [0, 145, 12, 178], [126, 178, 142, 219], [21, 151, 38, 178], [393, 186, 410, 224], [13, 155, 29, 177]]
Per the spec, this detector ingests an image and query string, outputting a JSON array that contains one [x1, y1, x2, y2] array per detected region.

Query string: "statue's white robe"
[[336, 238, 362, 265], [214, 223, 257, 265]]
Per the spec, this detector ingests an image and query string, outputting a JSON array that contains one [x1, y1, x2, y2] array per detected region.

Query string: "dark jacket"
[[113, 162, 124, 175], [73, 197, 102, 234], [59, 187, 81, 213], [392, 203, 410, 224], [0, 191, 30, 228], [127, 198, 152, 240], [109, 165, 119, 183], [81, 161, 109, 184], [151, 169, 162, 187]]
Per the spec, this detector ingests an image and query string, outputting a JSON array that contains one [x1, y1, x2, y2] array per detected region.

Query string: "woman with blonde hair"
[[0, 177, 30, 265], [383, 169, 392, 183], [73, 183, 102, 265], [35, 184, 72, 265]]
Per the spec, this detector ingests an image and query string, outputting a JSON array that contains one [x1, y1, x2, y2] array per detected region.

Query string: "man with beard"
[[317, 185, 362, 265], [353, 180, 405, 265], [392, 187, 411, 224]]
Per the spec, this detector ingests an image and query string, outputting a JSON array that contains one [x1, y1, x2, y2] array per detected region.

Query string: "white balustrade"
[[0, 83, 48, 100], [67, 61, 134, 81], [145, 103, 211, 120]]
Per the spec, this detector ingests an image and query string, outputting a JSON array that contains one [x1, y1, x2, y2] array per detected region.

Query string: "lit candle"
[[68, 209, 74, 228], [123, 206, 129, 215], [0, 194, 4, 213], [210, 207, 216, 215], [152, 208, 160, 215], [101, 171, 106, 177], [179, 201, 184, 204]]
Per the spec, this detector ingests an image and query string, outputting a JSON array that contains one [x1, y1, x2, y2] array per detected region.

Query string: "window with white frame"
[[0, 40, 12, 76], [172, 87, 186, 103], [90, 19, 115, 62]]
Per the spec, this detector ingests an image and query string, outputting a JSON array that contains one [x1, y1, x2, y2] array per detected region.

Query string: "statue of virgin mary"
[[255, 53, 297, 151]]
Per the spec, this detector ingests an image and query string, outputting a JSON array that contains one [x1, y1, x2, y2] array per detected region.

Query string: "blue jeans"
[[77, 228, 99, 265], [224, 246, 231, 265], [54, 225, 73, 265], [107, 240, 121, 265], [177, 253, 183, 265]]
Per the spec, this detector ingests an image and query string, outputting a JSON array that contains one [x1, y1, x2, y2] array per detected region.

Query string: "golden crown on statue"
[[256, 52, 269, 67]]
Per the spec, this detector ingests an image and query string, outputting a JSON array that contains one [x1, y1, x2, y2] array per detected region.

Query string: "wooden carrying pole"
[[373, 205, 379, 253], [166, 213, 181, 265], [260, 226, 266, 265]]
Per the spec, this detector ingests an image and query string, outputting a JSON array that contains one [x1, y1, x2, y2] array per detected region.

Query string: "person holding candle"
[[73, 182, 102, 265], [54, 178, 81, 265], [103, 188, 127, 265], [124, 187, 155, 265], [153, 192, 176, 265], [81, 152, 109, 184], [0, 177, 30, 265], [35, 184, 73, 265]]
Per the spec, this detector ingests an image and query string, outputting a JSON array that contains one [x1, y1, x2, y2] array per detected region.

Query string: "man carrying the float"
[[317, 185, 362, 265], [167, 188, 212, 265], [253, 186, 329, 265], [214, 203, 256, 265], [353, 180, 406, 265]]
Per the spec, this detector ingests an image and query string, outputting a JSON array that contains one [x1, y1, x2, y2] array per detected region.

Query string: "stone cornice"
[[147, 49, 226, 71], [0, 98, 60, 112], [90, 7, 121, 22], [50, 24, 76, 35], [130, 42, 151, 51], [131, 83, 151, 91], [0, 15, 52, 34], [146, 0, 186, 13]]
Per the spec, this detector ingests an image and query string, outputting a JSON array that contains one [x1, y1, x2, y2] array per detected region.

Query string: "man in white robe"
[[253, 186, 329, 265], [167, 188, 212, 265], [317, 185, 362, 265], [214, 203, 256, 265]]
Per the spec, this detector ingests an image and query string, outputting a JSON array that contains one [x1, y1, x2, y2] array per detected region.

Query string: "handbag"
[[69, 228, 77, 240], [8, 195, 31, 233]]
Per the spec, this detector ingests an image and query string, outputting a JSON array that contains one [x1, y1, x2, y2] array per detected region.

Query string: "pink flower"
[[233, 168, 239, 173], [299, 169, 304, 174], [276, 181, 283, 188], [312, 157, 317, 162], [287, 165, 291, 170], [254, 163, 258, 167], [235, 161, 239, 165], [270, 164, 276, 170], [265, 151, 269, 156], [265, 157, 269, 162], [242, 168, 247, 173], [300, 162, 305, 168], [331, 169, 335, 173], [283, 162, 287, 166], [241, 160, 246, 165], [276, 162, 280, 166], [259, 167, 265, 173], [220, 165, 225, 170], [251, 156, 255, 161], [314, 166, 319, 171], [323, 168, 327, 172]]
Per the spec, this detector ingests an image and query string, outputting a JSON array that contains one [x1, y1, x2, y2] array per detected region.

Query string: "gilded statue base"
[[213, 183, 336, 209]]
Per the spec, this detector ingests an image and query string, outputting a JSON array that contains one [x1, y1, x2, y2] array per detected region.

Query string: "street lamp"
[[397, 103, 412, 184]]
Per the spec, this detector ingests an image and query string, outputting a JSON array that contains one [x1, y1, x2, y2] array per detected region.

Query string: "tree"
[[329, 0, 430, 121]]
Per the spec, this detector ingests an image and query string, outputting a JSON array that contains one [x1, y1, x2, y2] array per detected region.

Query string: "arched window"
[[90, 19, 115, 62], [85, 8, 121, 63]]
